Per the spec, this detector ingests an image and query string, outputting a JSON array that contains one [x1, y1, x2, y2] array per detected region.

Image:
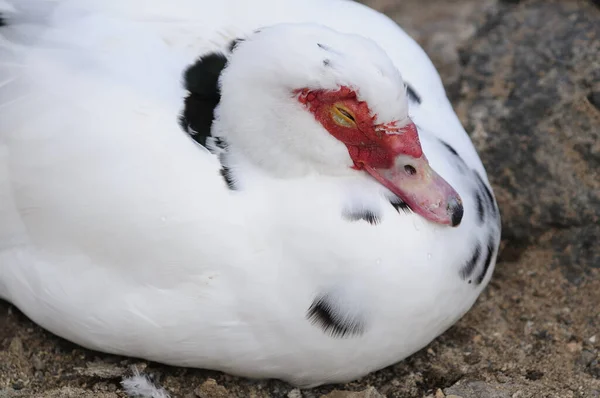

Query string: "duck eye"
[[331, 105, 356, 128], [337, 107, 355, 121]]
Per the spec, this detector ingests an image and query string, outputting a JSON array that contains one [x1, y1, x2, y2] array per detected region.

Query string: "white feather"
[[121, 369, 171, 398]]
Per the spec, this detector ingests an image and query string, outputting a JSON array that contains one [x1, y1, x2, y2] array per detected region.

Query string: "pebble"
[[74, 362, 127, 379], [567, 341, 582, 353], [576, 350, 597, 367], [8, 337, 25, 357], [194, 378, 229, 398], [495, 373, 511, 383], [288, 388, 303, 398], [445, 380, 513, 398], [12, 380, 25, 390], [32, 355, 45, 371], [320, 387, 384, 398]]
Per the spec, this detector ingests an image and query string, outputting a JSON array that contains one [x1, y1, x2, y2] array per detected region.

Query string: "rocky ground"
[[1, 0, 599, 397]]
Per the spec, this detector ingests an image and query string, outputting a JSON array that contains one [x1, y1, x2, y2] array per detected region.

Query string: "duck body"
[[0, 0, 501, 387]]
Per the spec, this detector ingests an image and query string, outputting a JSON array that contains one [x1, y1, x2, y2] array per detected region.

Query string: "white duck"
[[0, 0, 501, 388]]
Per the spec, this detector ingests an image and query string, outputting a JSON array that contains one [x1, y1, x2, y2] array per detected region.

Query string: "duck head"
[[213, 24, 463, 227]]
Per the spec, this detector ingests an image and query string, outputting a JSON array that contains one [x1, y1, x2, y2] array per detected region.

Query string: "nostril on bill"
[[447, 197, 464, 227], [404, 165, 416, 175]]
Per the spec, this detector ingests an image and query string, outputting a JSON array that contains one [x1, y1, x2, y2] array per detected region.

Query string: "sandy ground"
[[1, 0, 599, 397]]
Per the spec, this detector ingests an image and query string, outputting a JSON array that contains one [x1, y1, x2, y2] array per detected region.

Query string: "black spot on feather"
[[476, 236, 497, 285], [406, 83, 422, 104], [440, 140, 459, 157], [207, 137, 237, 190], [307, 295, 365, 338], [343, 209, 381, 225], [179, 52, 228, 147], [438, 139, 468, 174], [474, 171, 498, 218], [212, 136, 228, 151], [475, 191, 485, 225], [228, 38, 245, 52], [220, 165, 236, 190], [389, 198, 412, 214], [0, 14, 5, 27], [317, 42, 333, 52], [460, 243, 481, 280], [323, 59, 331, 67]]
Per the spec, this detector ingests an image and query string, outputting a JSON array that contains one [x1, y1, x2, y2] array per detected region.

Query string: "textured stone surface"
[[195, 378, 230, 398], [1, 0, 599, 397], [0, 387, 119, 398], [320, 387, 385, 398], [360, 0, 499, 87], [453, 0, 600, 286], [444, 381, 513, 398]]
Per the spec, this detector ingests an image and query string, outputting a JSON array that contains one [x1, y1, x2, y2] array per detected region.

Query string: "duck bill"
[[364, 155, 463, 227]]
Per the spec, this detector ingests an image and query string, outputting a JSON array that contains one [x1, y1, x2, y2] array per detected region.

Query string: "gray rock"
[[319, 387, 384, 398], [31, 355, 45, 371], [74, 361, 128, 379], [444, 381, 513, 398], [288, 388, 303, 398], [194, 378, 229, 398], [0, 387, 119, 398], [360, 0, 498, 87], [453, 0, 600, 283]]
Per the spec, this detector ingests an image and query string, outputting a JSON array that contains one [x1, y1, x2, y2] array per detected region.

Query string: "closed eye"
[[337, 107, 355, 121], [331, 105, 356, 128]]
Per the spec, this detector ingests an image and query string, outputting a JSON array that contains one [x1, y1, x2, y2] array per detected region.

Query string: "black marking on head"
[[307, 295, 366, 338], [179, 53, 228, 147], [323, 59, 331, 67], [476, 236, 496, 285], [405, 83, 422, 104], [475, 191, 485, 225], [460, 243, 481, 280], [389, 198, 412, 214], [220, 165, 236, 190], [343, 209, 381, 225], [228, 38, 245, 52]]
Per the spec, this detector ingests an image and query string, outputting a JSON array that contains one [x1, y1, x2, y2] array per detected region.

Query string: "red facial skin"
[[297, 87, 422, 169], [296, 86, 464, 227]]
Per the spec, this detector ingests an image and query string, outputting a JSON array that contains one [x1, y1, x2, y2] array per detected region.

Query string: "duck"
[[0, 0, 501, 388]]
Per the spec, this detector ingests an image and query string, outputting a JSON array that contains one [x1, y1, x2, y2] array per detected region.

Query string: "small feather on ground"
[[121, 368, 170, 398]]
